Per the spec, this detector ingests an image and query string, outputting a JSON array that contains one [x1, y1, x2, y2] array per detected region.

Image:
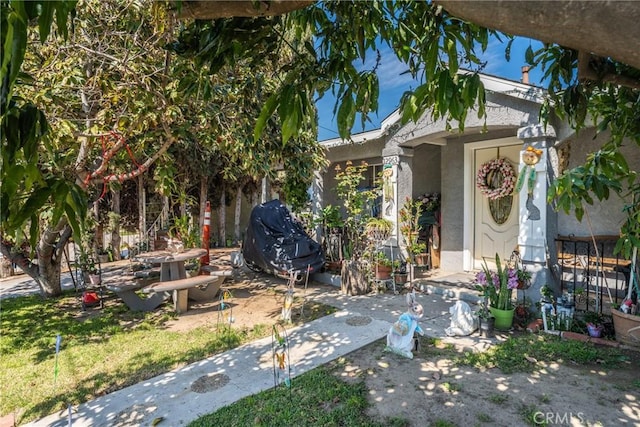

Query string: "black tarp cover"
[[242, 200, 325, 275]]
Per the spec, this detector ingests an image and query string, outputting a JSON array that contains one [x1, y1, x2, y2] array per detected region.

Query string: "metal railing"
[[555, 235, 631, 314]]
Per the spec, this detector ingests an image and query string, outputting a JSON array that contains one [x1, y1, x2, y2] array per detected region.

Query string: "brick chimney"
[[521, 66, 530, 84]]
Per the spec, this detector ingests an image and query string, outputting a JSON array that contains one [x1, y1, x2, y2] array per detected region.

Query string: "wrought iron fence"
[[555, 235, 631, 314]]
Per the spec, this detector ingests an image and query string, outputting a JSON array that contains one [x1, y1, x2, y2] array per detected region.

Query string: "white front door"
[[473, 145, 520, 270]]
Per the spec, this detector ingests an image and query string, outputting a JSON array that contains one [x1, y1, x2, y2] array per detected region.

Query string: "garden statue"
[[444, 301, 478, 336], [385, 291, 424, 359]]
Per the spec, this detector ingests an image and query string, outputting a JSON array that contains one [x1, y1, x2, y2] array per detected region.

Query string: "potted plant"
[[399, 197, 428, 271], [516, 268, 532, 289], [477, 300, 495, 338], [474, 253, 519, 330], [77, 250, 100, 286], [373, 251, 392, 280], [314, 204, 345, 272], [365, 217, 393, 241], [514, 298, 533, 328], [612, 299, 640, 347], [586, 322, 604, 337], [540, 284, 554, 303], [505, 250, 532, 289], [392, 260, 408, 285], [97, 245, 116, 264]]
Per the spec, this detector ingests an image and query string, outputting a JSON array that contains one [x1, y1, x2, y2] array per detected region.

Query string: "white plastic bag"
[[445, 301, 478, 336]]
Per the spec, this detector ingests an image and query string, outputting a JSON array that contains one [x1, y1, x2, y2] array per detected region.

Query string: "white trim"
[[319, 110, 402, 147], [479, 74, 545, 104], [463, 136, 521, 272]]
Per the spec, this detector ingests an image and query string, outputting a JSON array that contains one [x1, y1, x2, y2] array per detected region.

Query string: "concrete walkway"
[[4, 267, 494, 427]]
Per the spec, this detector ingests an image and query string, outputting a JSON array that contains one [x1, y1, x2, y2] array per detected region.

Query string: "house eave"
[[319, 110, 402, 148], [319, 73, 545, 148], [480, 73, 545, 104]]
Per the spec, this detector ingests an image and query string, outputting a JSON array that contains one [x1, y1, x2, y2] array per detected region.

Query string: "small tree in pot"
[[333, 161, 379, 295], [399, 197, 427, 278]]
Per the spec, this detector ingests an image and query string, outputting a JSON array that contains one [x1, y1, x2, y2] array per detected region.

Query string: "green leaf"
[[12, 187, 51, 229], [337, 93, 355, 139], [525, 45, 534, 65], [446, 38, 458, 76], [38, 1, 54, 42], [7, 12, 28, 94], [504, 38, 514, 61], [254, 93, 279, 142]]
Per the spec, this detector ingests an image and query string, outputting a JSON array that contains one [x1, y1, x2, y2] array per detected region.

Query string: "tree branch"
[[176, 1, 314, 20]]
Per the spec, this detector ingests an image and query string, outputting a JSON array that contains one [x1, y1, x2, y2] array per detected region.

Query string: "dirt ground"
[[156, 253, 640, 427], [330, 339, 640, 427], [160, 268, 337, 333]]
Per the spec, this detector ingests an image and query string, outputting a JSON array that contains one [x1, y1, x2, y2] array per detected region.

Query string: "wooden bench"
[[144, 275, 224, 313]]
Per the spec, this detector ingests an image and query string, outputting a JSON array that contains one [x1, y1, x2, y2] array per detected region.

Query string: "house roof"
[[319, 72, 545, 147]]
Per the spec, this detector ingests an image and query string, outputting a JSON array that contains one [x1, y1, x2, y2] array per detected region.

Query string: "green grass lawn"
[[187, 367, 408, 427], [0, 292, 332, 425]]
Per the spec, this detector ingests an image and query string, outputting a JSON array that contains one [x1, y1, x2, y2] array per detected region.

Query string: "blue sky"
[[315, 37, 545, 141]]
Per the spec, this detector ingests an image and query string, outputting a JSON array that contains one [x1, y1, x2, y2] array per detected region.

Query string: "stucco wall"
[[439, 139, 465, 271], [556, 129, 640, 237], [411, 144, 441, 196]]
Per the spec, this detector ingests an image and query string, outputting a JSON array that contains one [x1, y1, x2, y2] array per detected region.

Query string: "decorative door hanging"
[[476, 148, 516, 225]]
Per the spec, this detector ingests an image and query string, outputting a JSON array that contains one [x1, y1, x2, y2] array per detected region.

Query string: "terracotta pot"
[[325, 260, 342, 273], [414, 253, 429, 267], [375, 264, 392, 280], [612, 309, 640, 348], [393, 272, 408, 285]]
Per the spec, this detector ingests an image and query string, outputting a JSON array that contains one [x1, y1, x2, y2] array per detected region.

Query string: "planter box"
[[325, 260, 342, 274], [393, 273, 408, 285], [414, 253, 429, 267], [375, 264, 392, 280], [612, 308, 640, 348]]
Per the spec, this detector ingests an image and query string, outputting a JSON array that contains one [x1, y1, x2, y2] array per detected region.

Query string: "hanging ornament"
[[515, 146, 543, 195]]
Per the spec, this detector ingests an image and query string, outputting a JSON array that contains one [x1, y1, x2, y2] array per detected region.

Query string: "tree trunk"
[[199, 176, 208, 230], [341, 259, 370, 295], [177, 1, 313, 20], [138, 174, 146, 247], [218, 184, 226, 246], [234, 184, 243, 244], [162, 196, 170, 230], [111, 188, 121, 261], [179, 179, 187, 217], [34, 220, 73, 297], [93, 200, 103, 249], [261, 176, 269, 203]]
